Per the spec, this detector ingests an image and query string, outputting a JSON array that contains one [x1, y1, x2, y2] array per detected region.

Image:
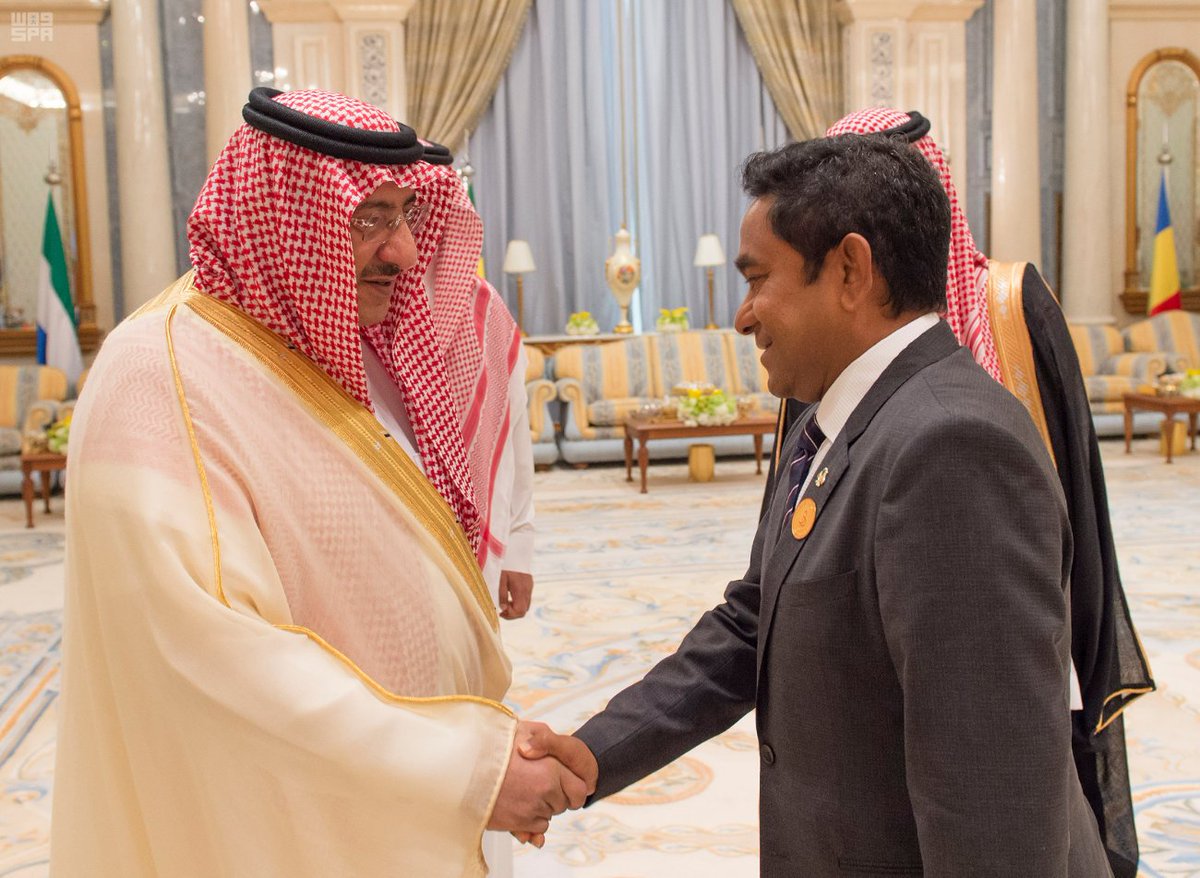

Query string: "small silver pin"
[[815, 467, 828, 487]]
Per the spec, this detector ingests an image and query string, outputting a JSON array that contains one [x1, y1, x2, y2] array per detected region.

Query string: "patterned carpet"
[[0, 436, 1197, 876]]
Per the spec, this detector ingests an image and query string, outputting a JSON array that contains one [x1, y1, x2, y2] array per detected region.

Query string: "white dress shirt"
[[362, 336, 423, 471], [798, 312, 939, 497]]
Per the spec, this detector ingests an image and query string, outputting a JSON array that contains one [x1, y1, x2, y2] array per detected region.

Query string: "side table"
[[1122, 392, 1200, 464], [20, 451, 67, 528], [622, 414, 776, 493]]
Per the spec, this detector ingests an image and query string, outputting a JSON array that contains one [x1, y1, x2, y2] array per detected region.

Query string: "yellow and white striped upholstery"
[[650, 331, 733, 395], [1068, 314, 1197, 417], [0, 365, 69, 469], [521, 346, 557, 446], [524, 346, 546, 382], [1083, 376, 1148, 411], [0, 365, 68, 430], [554, 336, 657, 434], [553, 336, 657, 401], [722, 330, 776, 412], [1068, 324, 1124, 377], [1124, 311, 1200, 369], [551, 330, 784, 442]]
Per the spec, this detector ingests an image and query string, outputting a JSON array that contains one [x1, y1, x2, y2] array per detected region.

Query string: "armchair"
[[0, 365, 70, 494], [523, 346, 559, 468]]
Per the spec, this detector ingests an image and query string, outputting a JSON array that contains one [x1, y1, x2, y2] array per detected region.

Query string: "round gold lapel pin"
[[791, 497, 817, 540]]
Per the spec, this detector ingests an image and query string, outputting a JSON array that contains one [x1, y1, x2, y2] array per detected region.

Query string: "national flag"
[[1148, 170, 1182, 316], [36, 193, 83, 383]]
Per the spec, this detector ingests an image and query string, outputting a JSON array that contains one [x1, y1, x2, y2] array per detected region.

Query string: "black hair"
[[741, 134, 950, 315]]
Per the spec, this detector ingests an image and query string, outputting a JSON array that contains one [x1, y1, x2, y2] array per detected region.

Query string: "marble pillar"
[[989, 0, 1042, 262], [1060, 0, 1111, 323], [111, 0, 178, 308], [837, 0, 983, 214], [204, 0, 254, 164], [259, 0, 416, 121]]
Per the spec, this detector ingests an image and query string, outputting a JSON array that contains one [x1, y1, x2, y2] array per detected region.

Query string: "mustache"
[[360, 262, 402, 282]]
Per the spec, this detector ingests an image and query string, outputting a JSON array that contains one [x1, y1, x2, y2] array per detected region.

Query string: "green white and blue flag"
[[36, 192, 82, 383]]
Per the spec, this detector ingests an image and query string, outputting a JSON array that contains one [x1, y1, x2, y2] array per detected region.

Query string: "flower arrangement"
[[656, 307, 689, 332], [675, 387, 737, 426], [47, 414, 70, 454], [1180, 369, 1200, 399], [565, 311, 600, 336]]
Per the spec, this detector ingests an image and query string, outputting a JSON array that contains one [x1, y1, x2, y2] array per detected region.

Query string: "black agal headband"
[[880, 110, 931, 143], [241, 88, 453, 166]]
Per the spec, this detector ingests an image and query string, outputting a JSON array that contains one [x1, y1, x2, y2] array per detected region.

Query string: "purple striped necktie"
[[783, 417, 826, 521]]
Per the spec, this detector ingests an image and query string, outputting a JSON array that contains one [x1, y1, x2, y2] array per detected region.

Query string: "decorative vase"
[[605, 226, 640, 334]]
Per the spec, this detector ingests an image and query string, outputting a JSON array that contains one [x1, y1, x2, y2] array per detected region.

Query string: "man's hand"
[[488, 721, 589, 838], [516, 721, 599, 796], [499, 570, 534, 620]]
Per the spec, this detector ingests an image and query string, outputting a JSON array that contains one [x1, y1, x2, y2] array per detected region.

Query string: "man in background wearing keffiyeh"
[[50, 89, 589, 876]]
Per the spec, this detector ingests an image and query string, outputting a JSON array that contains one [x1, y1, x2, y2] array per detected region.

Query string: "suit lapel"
[[755, 322, 961, 680]]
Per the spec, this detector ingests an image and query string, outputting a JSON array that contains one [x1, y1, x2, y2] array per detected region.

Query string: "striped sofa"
[[1124, 311, 1200, 368], [551, 329, 778, 464], [522, 345, 559, 467], [1069, 314, 1196, 436]]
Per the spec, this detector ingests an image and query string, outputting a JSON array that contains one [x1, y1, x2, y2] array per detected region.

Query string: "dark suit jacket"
[[763, 266, 1151, 877], [576, 322, 1112, 876]]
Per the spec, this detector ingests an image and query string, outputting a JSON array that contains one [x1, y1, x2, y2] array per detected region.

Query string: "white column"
[[335, 0, 416, 120], [836, 0, 981, 211], [1060, 0, 1111, 323], [989, 0, 1041, 262], [204, 0, 254, 164], [259, 0, 416, 122], [111, 0, 178, 309]]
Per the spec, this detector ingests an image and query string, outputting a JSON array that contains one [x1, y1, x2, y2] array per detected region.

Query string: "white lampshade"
[[503, 239, 536, 274], [693, 233, 726, 268]]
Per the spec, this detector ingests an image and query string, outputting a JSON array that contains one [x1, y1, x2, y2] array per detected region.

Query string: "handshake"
[[487, 720, 599, 847]]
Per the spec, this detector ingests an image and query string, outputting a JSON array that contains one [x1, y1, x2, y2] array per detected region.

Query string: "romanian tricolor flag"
[[1148, 170, 1182, 316]]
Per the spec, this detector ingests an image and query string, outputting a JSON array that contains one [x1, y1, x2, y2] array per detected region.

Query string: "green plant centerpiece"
[[1180, 369, 1200, 399], [656, 307, 689, 332], [676, 387, 737, 426], [47, 413, 71, 454], [565, 311, 600, 336]]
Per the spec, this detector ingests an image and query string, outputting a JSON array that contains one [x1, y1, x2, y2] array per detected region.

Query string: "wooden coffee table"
[[1123, 392, 1200, 463], [623, 413, 777, 493], [20, 450, 67, 528]]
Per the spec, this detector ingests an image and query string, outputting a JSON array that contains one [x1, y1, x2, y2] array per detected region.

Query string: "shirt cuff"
[[503, 528, 535, 574]]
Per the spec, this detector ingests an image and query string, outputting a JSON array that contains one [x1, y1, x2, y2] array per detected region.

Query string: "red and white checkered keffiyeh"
[[188, 89, 483, 553], [826, 108, 1002, 383], [409, 178, 521, 567]]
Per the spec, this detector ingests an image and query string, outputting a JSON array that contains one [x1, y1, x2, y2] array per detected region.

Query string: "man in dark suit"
[[760, 109, 1153, 878], [528, 134, 1112, 875]]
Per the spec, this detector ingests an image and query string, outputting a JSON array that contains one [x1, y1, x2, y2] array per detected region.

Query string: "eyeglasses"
[[350, 201, 431, 244]]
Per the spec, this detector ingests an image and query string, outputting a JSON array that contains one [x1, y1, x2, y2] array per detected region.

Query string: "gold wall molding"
[[0, 54, 99, 352], [1110, 0, 1200, 20], [1122, 46, 1200, 315], [0, 0, 108, 25], [258, 0, 414, 24]]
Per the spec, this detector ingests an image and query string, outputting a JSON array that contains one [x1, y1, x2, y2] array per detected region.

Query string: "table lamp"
[[693, 233, 726, 329], [502, 239, 536, 335]]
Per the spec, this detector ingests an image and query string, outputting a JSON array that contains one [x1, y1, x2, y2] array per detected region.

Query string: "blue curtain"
[[632, 0, 789, 331], [471, 0, 787, 336]]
